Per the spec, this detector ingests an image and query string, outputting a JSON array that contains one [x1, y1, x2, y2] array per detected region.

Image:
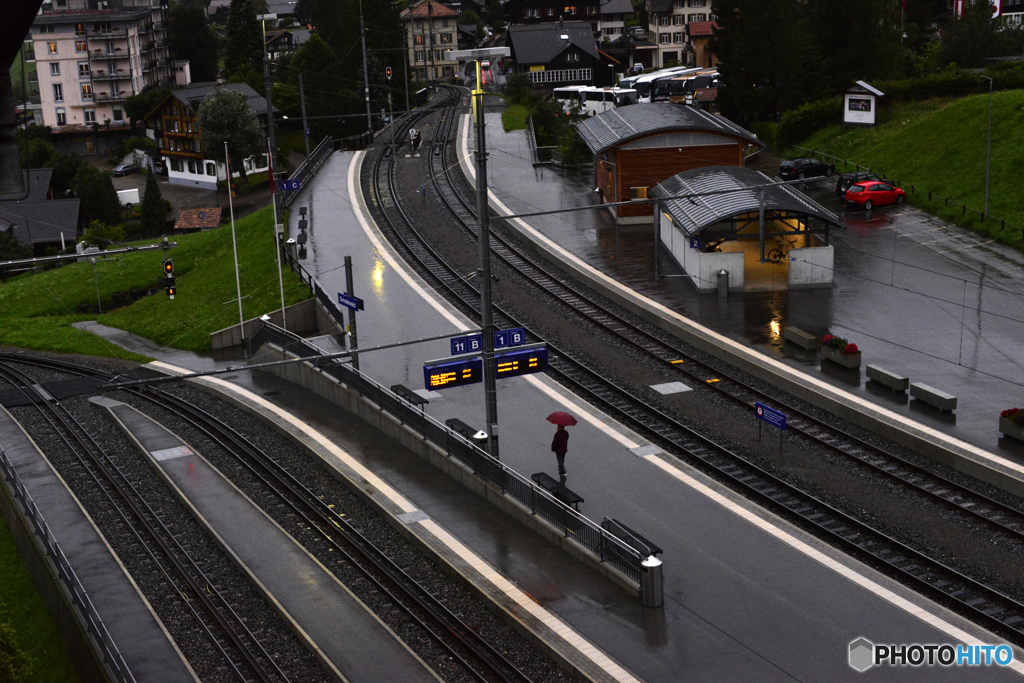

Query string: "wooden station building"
[[575, 103, 763, 224]]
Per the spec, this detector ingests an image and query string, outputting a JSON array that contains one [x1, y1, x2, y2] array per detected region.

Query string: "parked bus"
[[554, 87, 638, 115], [652, 69, 718, 103], [622, 66, 697, 103]]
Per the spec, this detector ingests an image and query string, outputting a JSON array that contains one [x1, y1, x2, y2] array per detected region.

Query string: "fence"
[[281, 135, 333, 209], [792, 145, 1024, 239], [279, 245, 350, 334], [0, 447, 136, 683], [246, 322, 646, 583]]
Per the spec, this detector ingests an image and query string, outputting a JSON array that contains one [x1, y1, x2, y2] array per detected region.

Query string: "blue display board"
[[424, 356, 483, 389], [495, 346, 548, 379], [756, 402, 787, 430]]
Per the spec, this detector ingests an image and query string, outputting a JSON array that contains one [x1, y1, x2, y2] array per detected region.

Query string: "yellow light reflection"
[[770, 318, 781, 338], [372, 260, 384, 295]]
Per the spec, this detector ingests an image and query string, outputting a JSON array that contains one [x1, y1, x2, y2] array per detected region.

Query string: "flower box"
[[1001, 416, 1024, 443], [821, 345, 861, 369]]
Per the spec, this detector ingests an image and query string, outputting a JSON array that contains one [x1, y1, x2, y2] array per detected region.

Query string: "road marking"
[[939, 239, 995, 254], [643, 453, 1024, 675]]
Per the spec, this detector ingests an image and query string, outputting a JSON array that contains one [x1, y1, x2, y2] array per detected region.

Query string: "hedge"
[[776, 98, 843, 149]]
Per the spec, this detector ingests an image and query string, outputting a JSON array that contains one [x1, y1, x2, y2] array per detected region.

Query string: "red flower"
[[844, 343, 859, 356], [823, 334, 833, 343], [1003, 408, 1022, 419]]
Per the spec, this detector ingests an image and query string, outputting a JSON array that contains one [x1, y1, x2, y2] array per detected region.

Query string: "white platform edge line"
[[146, 360, 641, 683], [459, 112, 1022, 480], [642, 454, 1024, 675]]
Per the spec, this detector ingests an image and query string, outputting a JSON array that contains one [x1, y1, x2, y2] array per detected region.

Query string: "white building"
[[401, 0, 460, 82], [646, 0, 710, 68]]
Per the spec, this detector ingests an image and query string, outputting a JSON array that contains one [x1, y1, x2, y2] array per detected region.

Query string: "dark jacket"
[[551, 429, 569, 455]]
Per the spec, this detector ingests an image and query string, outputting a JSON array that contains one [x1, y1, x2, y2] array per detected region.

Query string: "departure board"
[[495, 347, 548, 379], [423, 356, 483, 389]]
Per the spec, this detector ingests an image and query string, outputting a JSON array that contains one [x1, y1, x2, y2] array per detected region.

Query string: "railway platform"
[[0, 404, 198, 683]]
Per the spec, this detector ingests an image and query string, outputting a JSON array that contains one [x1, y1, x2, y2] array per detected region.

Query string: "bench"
[[445, 418, 488, 445], [910, 382, 957, 412], [601, 518, 662, 558], [390, 384, 429, 410], [783, 326, 817, 351], [866, 365, 909, 393], [531, 472, 584, 510]]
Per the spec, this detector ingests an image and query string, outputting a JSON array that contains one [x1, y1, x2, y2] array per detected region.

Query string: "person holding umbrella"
[[547, 412, 577, 477]]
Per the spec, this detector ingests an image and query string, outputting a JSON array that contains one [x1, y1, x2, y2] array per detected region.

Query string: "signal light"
[[163, 259, 174, 276], [165, 275, 176, 299], [386, 67, 392, 79]]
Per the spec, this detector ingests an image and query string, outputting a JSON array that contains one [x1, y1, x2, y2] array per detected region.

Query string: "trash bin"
[[641, 555, 664, 608], [717, 269, 729, 299]]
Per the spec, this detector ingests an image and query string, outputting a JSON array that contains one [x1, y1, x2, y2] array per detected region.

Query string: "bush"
[[822, 333, 860, 355], [747, 121, 778, 149], [777, 98, 842, 149], [0, 622, 33, 681], [80, 219, 126, 249]]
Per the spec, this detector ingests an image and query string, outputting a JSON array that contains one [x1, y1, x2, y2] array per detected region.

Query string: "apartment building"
[[401, 0, 460, 82], [646, 0, 710, 68], [27, 0, 179, 149]]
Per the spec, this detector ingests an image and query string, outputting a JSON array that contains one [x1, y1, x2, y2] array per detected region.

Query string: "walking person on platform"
[[552, 425, 569, 477]]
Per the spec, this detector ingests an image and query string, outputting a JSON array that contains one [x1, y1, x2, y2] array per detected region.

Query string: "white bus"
[[622, 66, 698, 103], [554, 86, 638, 115]]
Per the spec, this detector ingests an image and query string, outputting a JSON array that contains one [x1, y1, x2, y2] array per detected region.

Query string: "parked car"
[[778, 157, 834, 180], [834, 171, 893, 197], [111, 163, 139, 177], [844, 181, 906, 210]]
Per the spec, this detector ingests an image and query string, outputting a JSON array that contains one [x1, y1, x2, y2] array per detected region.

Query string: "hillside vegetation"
[[794, 91, 1024, 249], [0, 205, 309, 357]]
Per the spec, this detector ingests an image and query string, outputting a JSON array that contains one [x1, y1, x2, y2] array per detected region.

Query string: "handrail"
[[0, 447, 136, 683], [246, 323, 646, 582], [791, 145, 1023, 240], [281, 135, 332, 209]]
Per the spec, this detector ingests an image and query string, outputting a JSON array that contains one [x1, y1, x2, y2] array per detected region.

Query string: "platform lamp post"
[[981, 75, 993, 218], [446, 46, 510, 460]]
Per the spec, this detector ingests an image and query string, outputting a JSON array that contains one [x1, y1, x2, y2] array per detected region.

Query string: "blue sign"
[[755, 402, 787, 430], [689, 236, 702, 250], [494, 346, 548, 379], [494, 327, 526, 349], [337, 292, 364, 311], [305, 127, 311, 137], [451, 334, 483, 356], [279, 179, 301, 192], [424, 356, 483, 389]]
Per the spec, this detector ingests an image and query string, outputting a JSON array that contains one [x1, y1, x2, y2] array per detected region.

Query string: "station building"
[[650, 166, 842, 292], [575, 103, 763, 225]]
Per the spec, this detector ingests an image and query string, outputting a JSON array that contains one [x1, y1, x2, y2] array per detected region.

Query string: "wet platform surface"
[[476, 113, 1024, 458], [0, 405, 197, 683], [91, 396, 439, 683]]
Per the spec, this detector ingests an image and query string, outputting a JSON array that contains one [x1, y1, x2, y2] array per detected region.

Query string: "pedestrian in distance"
[[552, 424, 569, 477]]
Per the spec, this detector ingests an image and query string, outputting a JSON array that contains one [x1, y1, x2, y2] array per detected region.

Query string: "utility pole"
[[359, 0, 372, 132], [259, 14, 280, 222], [404, 42, 411, 114], [474, 62, 498, 459], [982, 75, 993, 217], [299, 73, 311, 165], [344, 255, 359, 370]]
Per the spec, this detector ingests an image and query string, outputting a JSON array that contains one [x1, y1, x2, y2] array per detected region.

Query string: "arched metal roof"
[[649, 166, 841, 237], [575, 103, 763, 155]]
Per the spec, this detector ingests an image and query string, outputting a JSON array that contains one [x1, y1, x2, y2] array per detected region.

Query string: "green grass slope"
[[0, 205, 310, 356], [796, 92, 1024, 249]]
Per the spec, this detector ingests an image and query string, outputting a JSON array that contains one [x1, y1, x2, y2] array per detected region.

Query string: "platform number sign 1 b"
[[493, 327, 525, 349]]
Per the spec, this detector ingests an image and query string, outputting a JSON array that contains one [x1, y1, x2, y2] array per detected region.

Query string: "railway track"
[[0, 352, 535, 683], [368, 85, 1024, 645], [0, 359, 288, 683]]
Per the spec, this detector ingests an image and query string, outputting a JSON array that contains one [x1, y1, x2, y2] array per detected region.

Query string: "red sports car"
[[844, 181, 906, 210]]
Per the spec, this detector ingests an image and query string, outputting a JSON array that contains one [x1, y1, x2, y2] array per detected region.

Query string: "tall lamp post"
[[446, 46, 510, 459], [981, 75, 993, 217]]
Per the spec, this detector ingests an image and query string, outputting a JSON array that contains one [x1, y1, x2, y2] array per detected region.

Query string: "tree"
[[20, 138, 58, 168], [225, 0, 263, 80], [197, 88, 264, 183], [49, 153, 82, 195], [140, 170, 168, 233], [0, 230, 32, 261], [124, 88, 170, 130], [941, 2, 1024, 69], [170, 2, 220, 82], [804, 0, 903, 95], [80, 219, 126, 249], [71, 166, 123, 226], [228, 61, 264, 96]]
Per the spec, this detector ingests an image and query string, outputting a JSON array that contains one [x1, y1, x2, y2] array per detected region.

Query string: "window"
[[106, 41, 115, 55], [659, 33, 671, 44], [630, 187, 648, 200], [659, 15, 670, 26], [675, 0, 684, 6], [84, 109, 96, 124], [81, 84, 93, 100], [414, 34, 423, 45], [38, 25, 54, 34], [170, 159, 183, 172], [108, 60, 117, 73], [56, 108, 66, 125], [187, 159, 196, 174], [85, 139, 94, 154], [186, 120, 192, 132], [673, 32, 683, 43], [113, 108, 123, 122], [547, 7, 555, 15], [442, 18, 449, 27], [53, 83, 63, 102], [47, 42, 57, 55], [442, 65, 454, 77], [567, 52, 579, 63], [440, 32, 452, 44], [206, 162, 216, 176], [415, 50, 424, 62], [564, 5, 577, 14], [75, 23, 85, 36], [79, 62, 90, 78], [76, 40, 87, 52], [673, 14, 684, 25], [99, 21, 112, 34], [688, 13, 706, 21], [50, 62, 60, 76]]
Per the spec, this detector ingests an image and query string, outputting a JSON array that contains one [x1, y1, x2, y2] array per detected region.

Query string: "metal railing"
[[279, 246, 349, 333], [246, 323, 646, 582], [0, 447, 136, 683], [281, 135, 332, 209], [793, 145, 1024, 240]]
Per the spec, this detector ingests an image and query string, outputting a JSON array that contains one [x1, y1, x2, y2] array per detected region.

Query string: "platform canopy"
[[575, 103, 762, 156], [649, 166, 841, 237]]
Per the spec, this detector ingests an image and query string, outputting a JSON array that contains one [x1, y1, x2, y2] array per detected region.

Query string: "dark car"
[[845, 181, 906, 210], [111, 164, 139, 177], [834, 171, 893, 197], [779, 157, 834, 181]]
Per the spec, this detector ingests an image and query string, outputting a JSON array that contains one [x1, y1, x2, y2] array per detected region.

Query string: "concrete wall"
[[788, 245, 833, 290], [0, 474, 110, 683], [244, 344, 641, 596], [661, 211, 744, 292], [210, 298, 341, 350]]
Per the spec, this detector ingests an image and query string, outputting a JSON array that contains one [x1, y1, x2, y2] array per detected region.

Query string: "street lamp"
[[445, 46, 510, 459], [981, 75, 993, 217]]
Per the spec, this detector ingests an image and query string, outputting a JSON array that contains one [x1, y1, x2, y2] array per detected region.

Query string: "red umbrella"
[[546, 411, 578, 427]]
